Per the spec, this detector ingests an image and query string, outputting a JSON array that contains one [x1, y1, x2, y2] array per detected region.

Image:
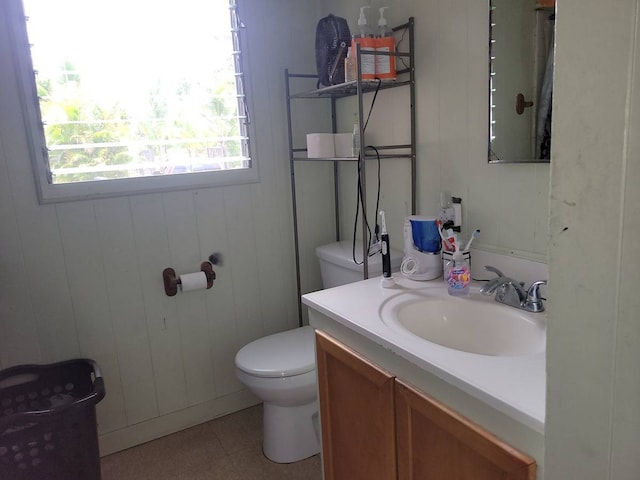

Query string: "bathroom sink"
[[380, 290, 545, 356]]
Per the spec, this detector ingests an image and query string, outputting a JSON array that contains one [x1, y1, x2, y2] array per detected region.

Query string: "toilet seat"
[[235, 326, 315, 378]]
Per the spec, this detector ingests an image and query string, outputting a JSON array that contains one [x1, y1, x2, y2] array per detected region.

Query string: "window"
[[9, 0, 256, 203]]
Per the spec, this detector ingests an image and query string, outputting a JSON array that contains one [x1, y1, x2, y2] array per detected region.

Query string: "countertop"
[[302, 275, 546, 433]]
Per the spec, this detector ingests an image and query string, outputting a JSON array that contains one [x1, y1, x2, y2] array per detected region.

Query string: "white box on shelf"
[[334, 133, 356, 158], [306, 133, 335, 158]]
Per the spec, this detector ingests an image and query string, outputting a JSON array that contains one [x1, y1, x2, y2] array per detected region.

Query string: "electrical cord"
[[357, 80, 382, 261], [351, 80, 383, 266], [369, 145, 382, 244], [349, 21, 411, 268], [363, 79, 382, 131], [395, 25, 410, 71], [351, 149, 374, 264], [351, 145, 382, 266]]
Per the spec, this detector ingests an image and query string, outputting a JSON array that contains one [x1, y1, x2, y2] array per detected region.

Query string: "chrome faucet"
[[480, 266, 547, 313]]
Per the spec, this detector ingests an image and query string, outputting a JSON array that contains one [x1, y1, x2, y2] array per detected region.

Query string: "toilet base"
[[262, 400, 320, 463]]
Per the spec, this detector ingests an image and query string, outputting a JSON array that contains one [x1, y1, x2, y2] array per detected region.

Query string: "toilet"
[[234, 240, 402, 463]]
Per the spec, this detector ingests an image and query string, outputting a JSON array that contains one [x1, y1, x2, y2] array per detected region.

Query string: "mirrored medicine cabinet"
[[488, 0, 555, 164]]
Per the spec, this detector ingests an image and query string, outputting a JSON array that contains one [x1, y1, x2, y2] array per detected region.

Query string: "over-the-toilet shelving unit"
[[285, 17, 416, 324]]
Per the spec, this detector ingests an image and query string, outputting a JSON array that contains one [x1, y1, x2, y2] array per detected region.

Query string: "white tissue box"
[[334, 133, 356, 158], [306, 133, 335, 158]]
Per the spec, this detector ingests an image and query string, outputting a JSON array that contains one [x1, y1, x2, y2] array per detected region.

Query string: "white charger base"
[[380, 276, 396, 288]]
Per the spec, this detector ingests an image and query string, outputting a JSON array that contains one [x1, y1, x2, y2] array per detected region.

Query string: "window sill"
[[33, 166, 260, 204]]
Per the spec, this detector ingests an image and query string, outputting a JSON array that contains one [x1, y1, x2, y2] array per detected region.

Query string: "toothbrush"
[[379, 211, 391, 278], [446, 228, 456, 252], [436, 219, 453, 251], [464, 229, 480, 251]]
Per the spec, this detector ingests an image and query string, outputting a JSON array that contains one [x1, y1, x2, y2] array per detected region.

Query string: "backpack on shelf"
[[315, 14, 351, 88]]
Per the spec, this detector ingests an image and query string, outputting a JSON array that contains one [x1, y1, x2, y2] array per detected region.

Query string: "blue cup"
[[409, 217, 441, 253]]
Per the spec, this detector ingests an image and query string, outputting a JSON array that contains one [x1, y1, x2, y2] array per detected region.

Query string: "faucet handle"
[[524, 280, 547, 312], [480, 265, 507, 296], [484, 265, 505, 278], [527, 280, 547, 300]]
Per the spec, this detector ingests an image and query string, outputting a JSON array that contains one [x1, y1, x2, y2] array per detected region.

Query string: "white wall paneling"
[[611, 6, 640, 473], [130, 194, 189, 417], [56, 202, 128, 434], [547, 0, 640, 478], [1, 0, 551, 449], [14, 0, 633, 468], [322, 0, 550, 261], [163, 191, 218, 407], [0, 133, 41, 368], [0, 0, 321, 453]]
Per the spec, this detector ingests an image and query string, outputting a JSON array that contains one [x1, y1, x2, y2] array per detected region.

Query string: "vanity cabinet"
[[395, 379, 536, 480], [315, 329, 396, 479], [315, 330, 537, 480]]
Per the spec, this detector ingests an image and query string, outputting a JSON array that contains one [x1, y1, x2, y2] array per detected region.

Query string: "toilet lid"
[[235, 326, 316, 378]]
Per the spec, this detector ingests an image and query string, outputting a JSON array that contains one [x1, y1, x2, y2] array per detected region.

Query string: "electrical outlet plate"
[[439, 206, 455, 223]]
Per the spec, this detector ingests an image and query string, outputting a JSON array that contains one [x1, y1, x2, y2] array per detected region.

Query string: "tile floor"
[[100, 404, 322, 480]]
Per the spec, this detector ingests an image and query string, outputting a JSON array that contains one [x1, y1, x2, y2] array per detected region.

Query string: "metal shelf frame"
[[285, 17, 416, 325]]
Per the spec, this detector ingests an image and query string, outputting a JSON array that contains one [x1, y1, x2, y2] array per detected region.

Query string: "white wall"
[[0, 0, 553, 456], [11, 2, 634, 476], [546, 0, 640, 478], [319, 1, 640, 478], [322, 0, 550, 262], [0, 0, 331, 454]]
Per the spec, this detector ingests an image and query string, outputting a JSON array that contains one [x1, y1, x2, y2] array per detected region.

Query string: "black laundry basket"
[[0, 358, 105, 480]]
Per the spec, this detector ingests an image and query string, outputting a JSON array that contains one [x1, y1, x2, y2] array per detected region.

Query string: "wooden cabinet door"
[[315, 330, 396, 480], [395, 379, 536, 480]]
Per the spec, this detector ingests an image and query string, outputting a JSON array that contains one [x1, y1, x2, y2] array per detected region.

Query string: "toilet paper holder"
[[163, 254, 220, 296]]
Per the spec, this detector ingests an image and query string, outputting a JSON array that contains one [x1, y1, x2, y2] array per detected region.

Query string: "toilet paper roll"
[[179, 272, 208, 292]]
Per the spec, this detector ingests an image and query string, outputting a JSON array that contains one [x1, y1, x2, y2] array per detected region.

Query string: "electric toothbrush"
[[379, 211, 391, 279]]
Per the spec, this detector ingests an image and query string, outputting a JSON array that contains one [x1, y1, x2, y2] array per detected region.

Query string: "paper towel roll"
[[179, 272, 208, 292]]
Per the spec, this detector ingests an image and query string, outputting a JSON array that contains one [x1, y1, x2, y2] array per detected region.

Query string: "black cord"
[[395, 25, 410, 71], [351, 79, 383, 266], [369, 145, 382, 244], [363, 79, 382, 131], [351, 150, 373, 265], [351, 146, 383, 265], [351, 162, 363, 263]]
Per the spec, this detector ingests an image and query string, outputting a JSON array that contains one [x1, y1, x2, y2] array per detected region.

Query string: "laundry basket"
[[0, 358, 105, 480]]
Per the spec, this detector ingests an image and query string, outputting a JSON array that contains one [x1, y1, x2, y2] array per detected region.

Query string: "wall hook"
[[515, 93, 534, 115], [208, 252, 223, 266]]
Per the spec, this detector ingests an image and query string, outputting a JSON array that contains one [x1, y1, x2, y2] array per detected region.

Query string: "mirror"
[[488, 0, 555, 163]]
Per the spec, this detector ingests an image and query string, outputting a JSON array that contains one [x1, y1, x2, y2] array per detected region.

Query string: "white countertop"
[[302, 275, 546, 433]]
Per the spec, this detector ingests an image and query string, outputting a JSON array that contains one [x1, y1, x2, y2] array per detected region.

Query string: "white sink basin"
[[380, 290, 545, 356]]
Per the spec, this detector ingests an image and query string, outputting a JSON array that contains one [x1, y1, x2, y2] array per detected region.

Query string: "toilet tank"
[[315, 241, 403, 288]]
